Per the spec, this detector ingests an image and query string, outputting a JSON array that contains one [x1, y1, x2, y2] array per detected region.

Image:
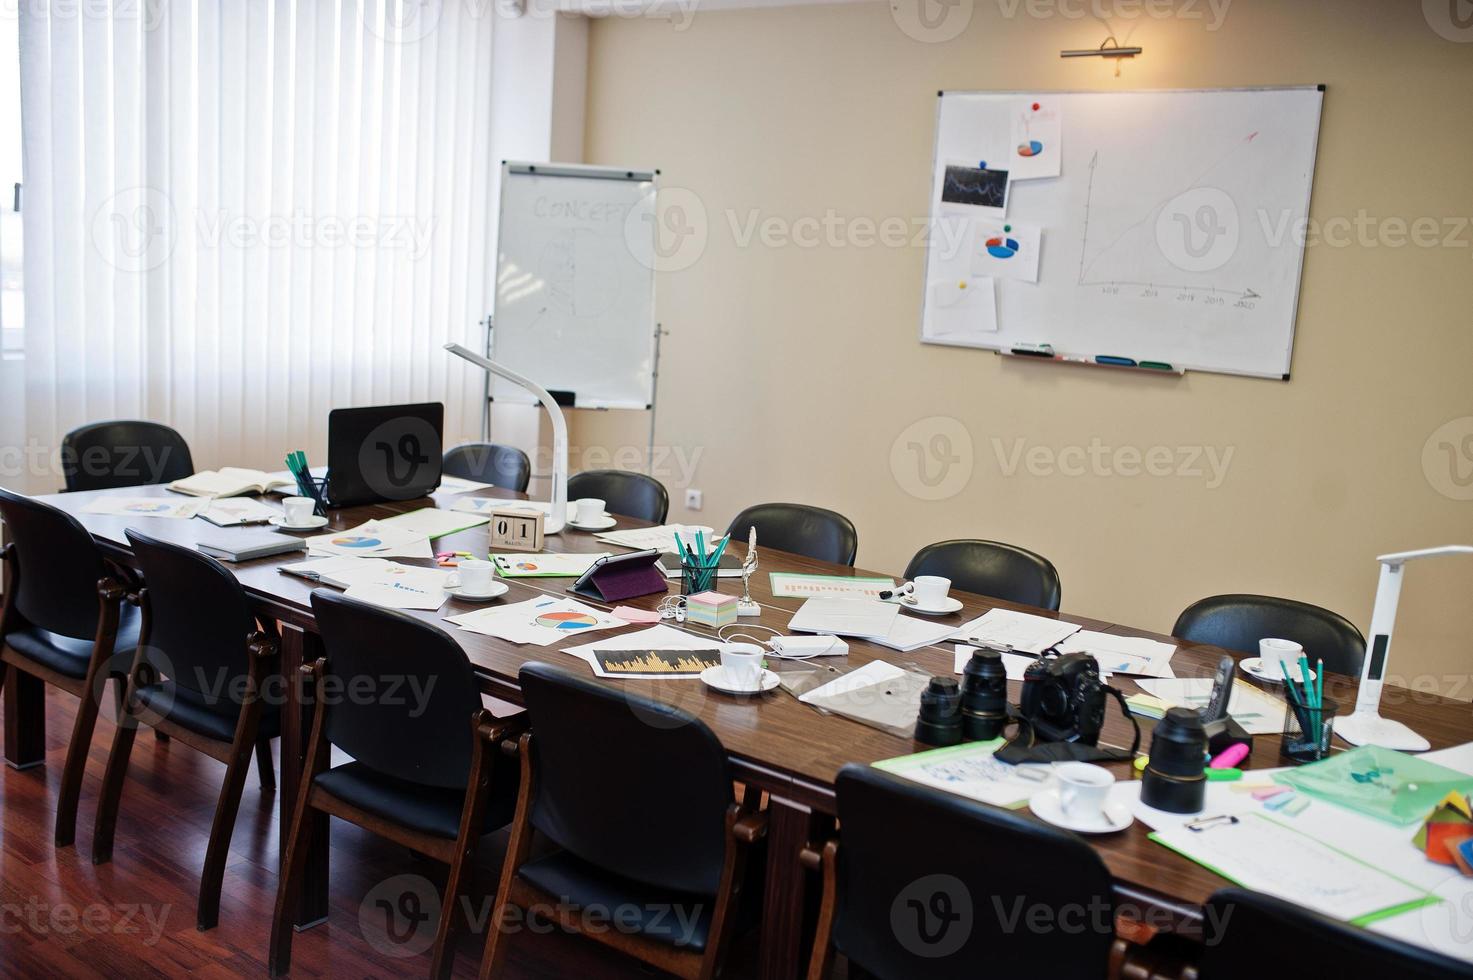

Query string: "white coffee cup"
[[282, 497, 315, 526], [1260, 638, 1303, 672], [574, 498, 606, 525], [447, 558, 495, 596], [719, 642, 765, 690], [912, 575, 952, 608], [1055, 762, 1114, 821]]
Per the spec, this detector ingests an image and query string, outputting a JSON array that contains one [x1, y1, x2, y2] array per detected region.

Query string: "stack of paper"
[[304, 520, 432, 559], [1056, 630, 1177, 678], [594, 525, 715, 555], [952, 643, 1044, 680], [280, 555, 396, 587], [873, 614, 961, 653], [200, 497, 282, 526], [450, 497, 582, 521], [446, 596, 626, 646], [788, 597, 901, 641], [952, 608, 1081, 654], [378, 506, 489, 539], [342, 565, 455, 611]]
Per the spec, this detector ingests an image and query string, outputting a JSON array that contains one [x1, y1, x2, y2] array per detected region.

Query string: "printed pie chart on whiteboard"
[[985, 236, 1021, 259], [1017, 140, 1045, 158]]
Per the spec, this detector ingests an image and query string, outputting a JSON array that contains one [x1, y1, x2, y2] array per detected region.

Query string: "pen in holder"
[[1281, 692, 1337, 764], [681, 557, 717, 596], [285, 450, 329, 517]]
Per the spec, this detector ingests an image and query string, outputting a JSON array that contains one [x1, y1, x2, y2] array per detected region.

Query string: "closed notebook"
[[197, 530, 306, 562]]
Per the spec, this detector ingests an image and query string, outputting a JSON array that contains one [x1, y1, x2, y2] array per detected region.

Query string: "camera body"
[[1018, 653, 1106, 745]]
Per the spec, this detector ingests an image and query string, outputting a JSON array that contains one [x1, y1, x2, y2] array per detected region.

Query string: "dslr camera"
[[1017, 653, 1106, 745]]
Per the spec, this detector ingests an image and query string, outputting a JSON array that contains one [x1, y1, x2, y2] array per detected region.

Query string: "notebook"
[[197, 530, 307, 562], [170, 468, 296, 498], [788, 597, 901, 641]]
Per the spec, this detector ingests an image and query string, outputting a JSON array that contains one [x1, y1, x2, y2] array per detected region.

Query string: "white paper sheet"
[[80, 497, 206, 519], [450, 497, 581, 522], [1135, 677, 1286, 735], [304, 520, 432, 559], [1056, 630, 1177, 678], [874, 739, 1051, 809], [924, 275, 999, 342], [873, 614, 961, 653], [769, 573, 896, 600], [1008, 99, 1062, 180], [594, 524, 715, 555], [200, 497, 282, 526], [378, 507, 489, 539], [333, 563, 454, 610], [953, 644, 1042, 680], [491, 552, 610, 578], [561, 624, 723, 679], [437, 475, 497, 494], [969, 219, 1041, 283], [446, 596, 626, 646], [952, 609, 1081, 655], [279, 555, 395, 587], [799, 660, 907, 705]]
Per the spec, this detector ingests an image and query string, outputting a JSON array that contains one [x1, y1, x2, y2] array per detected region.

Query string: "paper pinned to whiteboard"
[[924, 275, 998, 343], [970, 220, 1041, 283], [1010, 101, 1062, 180]]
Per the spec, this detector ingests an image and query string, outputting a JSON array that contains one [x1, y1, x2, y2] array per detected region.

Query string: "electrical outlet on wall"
[[684, 489, 703, 511]]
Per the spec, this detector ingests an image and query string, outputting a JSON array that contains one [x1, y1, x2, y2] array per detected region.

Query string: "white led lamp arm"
[[1339, 545, 1473, 752], [444, 343, 567, 534]]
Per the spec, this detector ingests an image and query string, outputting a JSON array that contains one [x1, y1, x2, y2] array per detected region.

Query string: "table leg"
[[3, 666, 46, 769], [760, 794, 818, 980], [278, 623, 330, 929]]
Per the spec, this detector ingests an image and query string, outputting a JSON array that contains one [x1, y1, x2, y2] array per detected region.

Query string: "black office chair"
[[60, 420, 194, 492], [905, 539, 1062, 610], [0, 487, 141, 846], [1200, 888, 1470, 979], [270, 590, 521, 979], [443, 442, 532, 493], [92, 530, 280, 929], [726, 502, 858, 566], [568, 469, 669, 523], [479, 662, 767, 980], [807, 765, 1117, 979], [1172, 594, 1366, 676]]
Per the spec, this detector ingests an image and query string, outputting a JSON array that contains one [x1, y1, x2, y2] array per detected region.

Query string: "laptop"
[[325, 403, 444, 507]]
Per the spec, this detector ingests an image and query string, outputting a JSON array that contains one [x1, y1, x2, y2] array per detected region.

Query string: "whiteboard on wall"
[[492, 162, 657, 408], [921, 87, 1324, 379]]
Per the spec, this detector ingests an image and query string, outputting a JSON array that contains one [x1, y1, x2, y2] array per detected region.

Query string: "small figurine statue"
[[737, 525, 761, 617]]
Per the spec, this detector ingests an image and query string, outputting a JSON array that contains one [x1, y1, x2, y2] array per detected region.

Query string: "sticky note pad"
[[1283, 795, 1311, 816], [1252, 785, 1291, 801], [1264, 791, 1297, 811]]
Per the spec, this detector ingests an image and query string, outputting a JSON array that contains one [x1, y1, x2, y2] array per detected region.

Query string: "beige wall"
[[578, 0, 1473, 695]]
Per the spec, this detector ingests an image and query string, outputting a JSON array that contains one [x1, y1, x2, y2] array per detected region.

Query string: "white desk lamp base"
[[1335, 711, 1430, 752]]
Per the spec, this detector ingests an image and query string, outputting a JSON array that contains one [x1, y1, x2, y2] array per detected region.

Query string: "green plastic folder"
[[1273, 745, 1473, 826]]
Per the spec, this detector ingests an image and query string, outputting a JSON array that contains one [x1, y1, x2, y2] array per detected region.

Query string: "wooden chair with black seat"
[[1172, 594, 1366, 676], [726, 502, 858, 566], [905, 539, 1063, 611], [806, 764, 1145, 980], [0, 487, 141, 846], [1199, 888, 1469, 979], [567, 469, 670, 523], [443, 442, 532, 493], [60, 419, 195, 492], [479, 661, 767, 980], [269, 589, 522, 979], [91, 529, 280, 930]]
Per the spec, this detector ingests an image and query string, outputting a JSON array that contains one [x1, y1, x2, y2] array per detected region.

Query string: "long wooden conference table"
[[8, 481, 1472, 978]]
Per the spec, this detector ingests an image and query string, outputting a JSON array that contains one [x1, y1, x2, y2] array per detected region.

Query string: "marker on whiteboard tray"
[[1094, 355, 1137, 367], [1138, 360, 1175, 371], [1010, 343, 1055, 358]]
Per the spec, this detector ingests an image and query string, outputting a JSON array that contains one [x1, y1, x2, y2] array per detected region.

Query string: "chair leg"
[[430, 713, 497, 980], [55, 676, 107, 846], [198, 732, 258, 930], [255, 736, 276, 792], [268, 794, 320, 977], [91, 710, 141, 865]]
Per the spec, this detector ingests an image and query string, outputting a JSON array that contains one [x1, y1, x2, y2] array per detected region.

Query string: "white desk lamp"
[[444, 343, 567, 534], [1337, 545, 1473, 752]]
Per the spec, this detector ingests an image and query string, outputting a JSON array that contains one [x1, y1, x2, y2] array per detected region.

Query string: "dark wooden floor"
[[0, 684, 764, 978]]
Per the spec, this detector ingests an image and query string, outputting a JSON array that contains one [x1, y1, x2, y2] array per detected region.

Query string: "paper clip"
[[1185, 814, 1239, 833]]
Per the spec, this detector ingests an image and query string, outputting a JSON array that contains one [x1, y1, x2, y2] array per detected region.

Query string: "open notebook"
[[170, 467, 296, 498]]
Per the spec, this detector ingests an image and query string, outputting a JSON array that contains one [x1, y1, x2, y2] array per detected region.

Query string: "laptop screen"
[[326, 402, 444, 506]]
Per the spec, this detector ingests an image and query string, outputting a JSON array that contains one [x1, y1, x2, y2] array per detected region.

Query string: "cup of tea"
[[1054, 762, 1115, 821], [719, 642, 765, 689], [911, 575, 952, 608], [282, 497, 315, 525], [1260, 637, 1304, 672], [447, 558, 495, 596], [574, 498, 606, 525]]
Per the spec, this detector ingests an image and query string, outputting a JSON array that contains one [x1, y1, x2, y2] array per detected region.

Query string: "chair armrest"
[[248, 630, 279, 661], [97, 574, 128, 604], [799, 838, 836, 872], [732, 809, 769, 846], [475, 708, 527, 747]]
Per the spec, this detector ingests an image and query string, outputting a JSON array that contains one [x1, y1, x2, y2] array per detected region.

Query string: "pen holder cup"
[[1280, 694, 1337, 764], [680, 560, 718, 597], [303, 477, 330, 517]]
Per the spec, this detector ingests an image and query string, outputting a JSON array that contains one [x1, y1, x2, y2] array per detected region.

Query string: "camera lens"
[[961, 650, 1009, 741], [1141, 707, 1209, 813], [915, 676, 964, 747]]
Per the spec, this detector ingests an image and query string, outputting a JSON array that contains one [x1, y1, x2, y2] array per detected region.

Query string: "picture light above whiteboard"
[[492, 162, 659, 409], [920, 87, 1325, 380]]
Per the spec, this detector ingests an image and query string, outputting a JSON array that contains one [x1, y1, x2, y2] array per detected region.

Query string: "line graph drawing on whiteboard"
[[538, 228, 623, 319], [1075, 132, 1266, 310]]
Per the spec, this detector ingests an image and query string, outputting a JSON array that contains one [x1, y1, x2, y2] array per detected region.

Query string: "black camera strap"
[[995, 685, 1142, 765]]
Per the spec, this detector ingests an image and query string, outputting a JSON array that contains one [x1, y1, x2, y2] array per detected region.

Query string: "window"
[[0, 13, 21, 357]]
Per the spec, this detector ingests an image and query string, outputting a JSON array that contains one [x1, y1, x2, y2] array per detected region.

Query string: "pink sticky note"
[[1252, 786, 1291, 801], [612, 605, 661, 624]]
